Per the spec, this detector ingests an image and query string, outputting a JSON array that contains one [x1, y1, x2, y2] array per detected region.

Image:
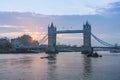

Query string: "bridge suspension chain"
[[39, 34, 48, 45], [91, 33, 114, 47]]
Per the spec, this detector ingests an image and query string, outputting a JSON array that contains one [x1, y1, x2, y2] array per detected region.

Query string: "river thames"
[[0, 52, 120, 80]]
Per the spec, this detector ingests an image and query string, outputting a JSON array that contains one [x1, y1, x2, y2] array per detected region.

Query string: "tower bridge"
[[47, 22, 92, 54]]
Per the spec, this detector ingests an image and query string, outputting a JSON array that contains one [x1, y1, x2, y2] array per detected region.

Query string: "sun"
[[31, 35, 39, 41]]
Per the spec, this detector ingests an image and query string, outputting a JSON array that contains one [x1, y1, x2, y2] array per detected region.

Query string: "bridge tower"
[[82, 21, 93, 54], [47, 22, 57, 53]]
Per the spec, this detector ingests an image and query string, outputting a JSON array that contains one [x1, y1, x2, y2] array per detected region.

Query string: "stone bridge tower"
[[82, 21, 93, 54], [47, 23, 57, 53]]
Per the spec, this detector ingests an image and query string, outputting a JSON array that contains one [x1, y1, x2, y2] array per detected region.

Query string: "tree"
[[0, 42, 12, 49]]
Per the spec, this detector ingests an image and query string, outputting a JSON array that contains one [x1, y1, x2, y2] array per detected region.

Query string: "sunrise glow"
[[31, 35, 39, 41]]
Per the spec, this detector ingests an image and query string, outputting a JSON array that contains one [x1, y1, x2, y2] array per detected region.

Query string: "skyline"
[[0, 1, 120, 46]]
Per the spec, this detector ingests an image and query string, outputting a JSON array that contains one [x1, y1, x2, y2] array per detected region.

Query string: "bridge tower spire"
[[82, 21, 93, 54]]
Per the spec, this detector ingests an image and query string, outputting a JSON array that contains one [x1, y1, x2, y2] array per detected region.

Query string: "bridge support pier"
[[82, 21, 93, 54]]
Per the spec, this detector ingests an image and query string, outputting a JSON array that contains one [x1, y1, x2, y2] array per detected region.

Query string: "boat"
[[40, 56, 56, 60], [87, 52, 102, 57]]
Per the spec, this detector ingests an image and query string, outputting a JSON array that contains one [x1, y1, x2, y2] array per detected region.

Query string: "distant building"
[[0, 37, 9, 43], [11, 34, 39, 49]]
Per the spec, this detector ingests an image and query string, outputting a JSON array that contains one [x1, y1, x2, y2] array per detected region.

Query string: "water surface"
[[0, 52, 120, 80]]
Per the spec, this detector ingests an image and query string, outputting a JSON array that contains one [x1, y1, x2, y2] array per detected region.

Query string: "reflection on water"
[[82, 55, 92, 80], [0, 52, 120, 80], [47, 54, 57, 80]]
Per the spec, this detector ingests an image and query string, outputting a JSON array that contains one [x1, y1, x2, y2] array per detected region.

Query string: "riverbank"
[[0, 49, 41, 53]]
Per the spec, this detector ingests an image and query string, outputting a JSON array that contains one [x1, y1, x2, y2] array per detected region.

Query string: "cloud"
[[108, 1, 120, 14], [0, 25, 23, 33], [97, 1, 120, 15]]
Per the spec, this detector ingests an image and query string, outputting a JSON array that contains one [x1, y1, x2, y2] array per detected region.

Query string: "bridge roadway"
[[57, 46, 120, 52], [16, 46, 120, 52], [93, 47, 120, 51]]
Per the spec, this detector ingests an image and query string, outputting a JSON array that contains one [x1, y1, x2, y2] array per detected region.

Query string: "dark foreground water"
[[0, 52, 120, 80]]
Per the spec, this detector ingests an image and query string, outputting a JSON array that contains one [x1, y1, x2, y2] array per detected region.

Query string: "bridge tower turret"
[[47, 22, 57, 53], [82, 21, 93, 54]]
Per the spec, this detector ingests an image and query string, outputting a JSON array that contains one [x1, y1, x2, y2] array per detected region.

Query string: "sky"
[[0, 0, 119, 15], [0, 0, 120, 46]]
